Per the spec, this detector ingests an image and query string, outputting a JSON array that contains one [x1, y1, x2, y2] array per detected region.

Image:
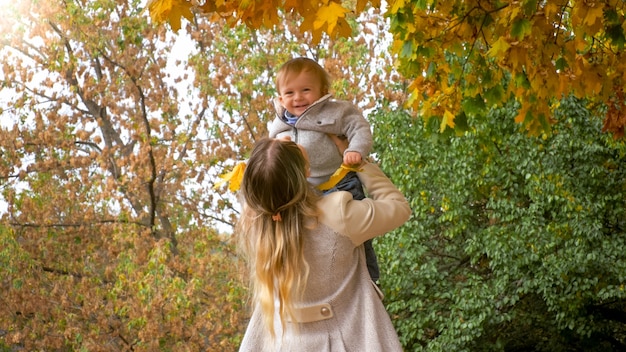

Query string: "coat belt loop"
[[289, 303, 334, 323]]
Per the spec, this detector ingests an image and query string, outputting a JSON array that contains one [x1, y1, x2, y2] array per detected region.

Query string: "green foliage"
[[372, 96, 626, 351]]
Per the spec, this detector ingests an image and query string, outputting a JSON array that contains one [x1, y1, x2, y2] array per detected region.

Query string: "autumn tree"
[[0, 0, 249, 349], [150, 0, 626, 137], [386, 0, 626, 137], [1, 0, 398, 350]]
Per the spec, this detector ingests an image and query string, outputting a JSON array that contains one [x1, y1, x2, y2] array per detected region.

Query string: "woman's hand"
[[327, 134, 349, 156]]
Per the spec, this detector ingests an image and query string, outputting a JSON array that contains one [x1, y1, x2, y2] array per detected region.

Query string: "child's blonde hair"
[[276, 57, 331, 96]]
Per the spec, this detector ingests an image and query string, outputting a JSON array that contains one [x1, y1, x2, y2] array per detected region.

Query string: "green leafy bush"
[[371, 96, 626, 351]]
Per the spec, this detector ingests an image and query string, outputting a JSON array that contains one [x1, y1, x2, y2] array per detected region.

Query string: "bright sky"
[[0, 0, 18, 214], [0, 0, 13, 9], [0, 0, 20, 36], [0, 0, 19, 128]]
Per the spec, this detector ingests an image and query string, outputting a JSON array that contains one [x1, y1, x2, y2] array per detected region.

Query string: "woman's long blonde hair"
[[237, 138, 320, 338]]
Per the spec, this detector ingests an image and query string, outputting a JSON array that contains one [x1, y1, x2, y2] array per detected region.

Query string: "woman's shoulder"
[[316, 191, 358, 238], [317, 190, 353, 208], [315, 163, 412, 244]]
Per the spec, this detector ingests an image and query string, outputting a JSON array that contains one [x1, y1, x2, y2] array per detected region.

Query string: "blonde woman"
[[237, 138, 411, 351]]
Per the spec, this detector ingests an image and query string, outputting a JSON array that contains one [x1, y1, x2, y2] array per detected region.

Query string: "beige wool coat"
[[238, 162, 412, 352]]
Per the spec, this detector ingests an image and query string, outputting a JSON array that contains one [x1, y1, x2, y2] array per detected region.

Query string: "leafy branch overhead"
[[389, 0, 626, 137], [147, 0, 626, 137], [146, 0, 377, 42]]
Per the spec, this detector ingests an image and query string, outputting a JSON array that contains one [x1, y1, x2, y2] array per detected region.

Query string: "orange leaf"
[[515, 103, 529, 124], [602, 89, 626, 138]]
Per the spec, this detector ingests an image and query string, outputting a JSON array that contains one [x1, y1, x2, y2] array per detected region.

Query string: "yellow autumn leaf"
[[455, 22, 474, 39], [239, 0, 253, 11], [508, 46, 528, 70], [336, 18, 353, 38], [544, 2, 559, 18], [440, 109, 456, 132], [147, 0, 193, 31], [388, 0, 406, 14], [534, 82, 550, 99], [147, 0, 170, 22], [314, 2, 350, 34], [282, 0, 297, 9], [583, 5, 603, 27], [487, 37, 510, 59], [214, 162, 247, 192], [357, 0, 379, 13], [508, 5, 520, 21]]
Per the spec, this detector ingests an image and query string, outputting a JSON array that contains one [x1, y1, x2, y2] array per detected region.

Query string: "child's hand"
[[343, 151, 362, 166]]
